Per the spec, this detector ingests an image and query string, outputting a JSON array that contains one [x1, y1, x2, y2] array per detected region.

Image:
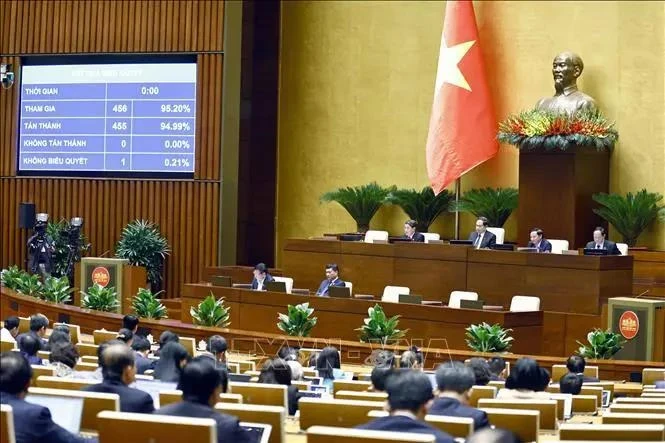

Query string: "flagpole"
[[454, 178, 461, 240]]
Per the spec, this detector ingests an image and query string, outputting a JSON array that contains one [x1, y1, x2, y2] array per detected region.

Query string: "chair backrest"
[[615, 397, 665, 405], [35, 375, 97, 390], [272, 276, 294, 294], [75, 362, 99, 372], [335, 391, 387, 402], [609, 404, 665, 414], [30, 365, 55, 384], [478, 398, 557, 429], [448, 291, 479, 309], [617, 243, 629, 255], [468, 385, 497, 407], [480, 407, 540, 443], [333, 380, 372, 396], [307, 426, 435, 443], [643, 369, 665, 386], [228, 382, 287, 409], [558, 423, 665, 441], [81, 356, 99, 365], [27, 386, 119, 432], [551, 364, 599, 381], [179, 336, 196, 357], [159, 390, 243, 407], [18, 317, 30, 334], [344, 281, 354, 295], [299, 397, 385, 430], [53, 323, 81, 344], [0, 404, 16, 443], [488, 380, 506, 389], [381, 286, 409, 303], [0, 340, 16, 353], [75, 343, 99, 357], [425, 414, 474, 439], [602, 412, 665, 425], [215, 403, 284, 443], [364, 230, 389, 243], [549, 239, 569, 254], [509, 295, 541, 312], [423, 233, 441, 243], [580, 386, 604, 406], [292, 380, 311, 391], [486, 227, 505, 245], [98, 410, 217, 442], [572, 395, 598, 414], [93, 330, 118, 345]]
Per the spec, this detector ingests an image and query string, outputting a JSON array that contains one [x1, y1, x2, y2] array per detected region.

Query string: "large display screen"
[[18, 60, 196, 176]]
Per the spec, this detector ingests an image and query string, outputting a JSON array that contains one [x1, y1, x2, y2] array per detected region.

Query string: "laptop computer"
[[265, 281, 287, 293], [339, 234, 363, 242], [398, 294, 422, 304], [328, 286, 351, 298], [228, 373, 253, 383], [460, 299, 485, 310], [584, 248, 609, 256], [309, 384, 330, 394], [303, 375, 323, 385], [239, 422, 272, 443], [210, 275, 232, 287], [517, 247, 539, 253], [298, 390, 324, 399], [25, 394, 84, 434], [490, 244, 515, 251], [601, 390, 611, 408], [449, 240, 473, 246]]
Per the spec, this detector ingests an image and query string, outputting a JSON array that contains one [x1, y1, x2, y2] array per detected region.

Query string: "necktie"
[[475, 234, 482, 249], [596, 244, 601, 249]]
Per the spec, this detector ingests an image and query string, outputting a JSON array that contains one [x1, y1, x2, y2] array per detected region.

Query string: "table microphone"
[[634, 290, 650, 298]]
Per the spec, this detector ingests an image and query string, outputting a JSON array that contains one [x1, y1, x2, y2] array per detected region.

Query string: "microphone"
[[635, 290, 650, 298], [99, 250, 111, 258]]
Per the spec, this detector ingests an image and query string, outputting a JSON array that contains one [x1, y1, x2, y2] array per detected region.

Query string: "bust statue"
[[536, 51, 597, 115]]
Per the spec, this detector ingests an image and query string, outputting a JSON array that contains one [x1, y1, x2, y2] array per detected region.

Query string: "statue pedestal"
[[517, 146, 610, 249]]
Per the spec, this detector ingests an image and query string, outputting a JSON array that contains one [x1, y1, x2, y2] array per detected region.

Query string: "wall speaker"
[[18, 202, 36, 229]]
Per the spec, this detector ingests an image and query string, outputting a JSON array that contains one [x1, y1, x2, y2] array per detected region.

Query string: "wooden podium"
[[75, 258, 146, 314], [608, 297, 665, 362], [517, 146, 610, 249]]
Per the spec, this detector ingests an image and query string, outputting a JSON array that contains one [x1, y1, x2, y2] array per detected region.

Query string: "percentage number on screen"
[[164, 158, 191, 168], [161, 104, 192, 113], [160, 121, 191, 131], [164, 140, 191, 149]]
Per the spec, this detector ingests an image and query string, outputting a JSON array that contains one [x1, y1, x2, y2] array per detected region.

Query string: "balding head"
[[100, 343, 136, 385]]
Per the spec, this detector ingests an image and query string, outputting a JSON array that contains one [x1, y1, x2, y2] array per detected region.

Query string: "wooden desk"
[[181, 284, 544, 355]]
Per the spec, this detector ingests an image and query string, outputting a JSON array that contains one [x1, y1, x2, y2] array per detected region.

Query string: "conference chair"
[[615, 397, 665, 405], [363, 230, 389, 244], [478, 398, 557, 430], [509, 295, 541, 312], [98, 411, 217, 443], [17, 317, 30, 334], [602, 412, 665, 425], [423, 233, 441, 243], [291, 380, 311, 391], [0, 404, 16, 443], [332, 380, 372, 396], [179, 336, 196, 356], [468, 385, 497, 407], [480, 408, 540, 443], [381, 286, 409, 303], [215, 403, 284, 443], [299, 397, 385, 430], [367, 410, 473, 439], [93, 330, 117, 345], [448, 291, 479, 309], [336, 391, 387, 402], [609, 404, 665, 414], [81, 356, 99, 365], [159, 390, 243, 407], [228, 382, 287, 409], [344, 281, 354, 295], [551, 365, 599, 382], [558, 423, 665, 441], [30, 365, 55, 384], [35, 375, 97, 390], [76, 343, 99, 357], [272, 276, 294, 294], [53, 322, 81, 344], [571, 395, 598, 414], [617, 243, 629, 255], [486, 227, 505, 245], [643, 369, 665, 386], [0, 340, 16, 352], [549, 239, 570, 254], [75, 362, 99, 372], [307, 426, 435, 443]]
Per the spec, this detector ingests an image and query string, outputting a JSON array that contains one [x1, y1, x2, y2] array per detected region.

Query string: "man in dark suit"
[[16, 314, 49, 351], [82, 342, 155, 413], [528, 227, 552, 253], [131, 335, 155, 375], [566, 355, 599, 383], [429, 361, 490, 430], [488, 357, 506, 381], [403, 220, 425, 242], [468, 217, 496, 249], [250, 262, 274, 290], [357, 370, 454, 443], [315, 263, 346, 296], [155, 357, 250, 443], [0, 351, 92, 443], [585, 226, 621, 255]]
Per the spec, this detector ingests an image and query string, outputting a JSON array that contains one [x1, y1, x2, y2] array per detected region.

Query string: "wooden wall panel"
[[0, 1, 226, 298]]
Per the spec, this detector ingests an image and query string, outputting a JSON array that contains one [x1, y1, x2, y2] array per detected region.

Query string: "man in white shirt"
[[468, 217, 496, 249], [0, 316, 19, 343]]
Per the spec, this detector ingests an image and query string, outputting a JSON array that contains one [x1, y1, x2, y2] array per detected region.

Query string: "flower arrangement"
[[498, 109, 618, 151]]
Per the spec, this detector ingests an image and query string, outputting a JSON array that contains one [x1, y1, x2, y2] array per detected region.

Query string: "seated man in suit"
[[566, 355, 599, 383], [315, 263, 346, 296], [83, 341, 155, 413], [468, 217, 496, 249], [488, 357, 507, 381], [559, 373, 583, 395], [403, 220, 425, 242], [155, 357, 250, 443], [429, 361, 490, 430], [527, 227, 552, 253], [16, 314, 49, 351], [585, 226, 621, 255], [18, 333, 43, 366], [122, 315, 140, 334], [250, 262, 274, 290], [131, 335, 155, 375], [0, 351, 93, 443], [198, 335, 228, 371], [357, 370, 455, 443]]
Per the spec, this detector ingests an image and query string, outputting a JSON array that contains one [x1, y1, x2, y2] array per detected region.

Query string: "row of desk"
[[281, 239, 634, 315]]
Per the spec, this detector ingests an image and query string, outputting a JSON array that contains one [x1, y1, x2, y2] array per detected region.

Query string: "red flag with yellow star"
[[426, 0, 498, 194]]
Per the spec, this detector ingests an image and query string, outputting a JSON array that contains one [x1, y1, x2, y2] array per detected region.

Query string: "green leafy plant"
[[41, 276, 74, 303], [356, 304, 408, 345], [190, 293, 230, 327], [1, 265, 27, 290], [14, 273, 44, 298], [465, 322, 514, 353], [577, 329, 626, 359], [320, 182, 395, 233], [46, 219, 90, 279], [453, 187, 519, 227], [81, 284, 119, 312], [116, 220, 170, 289], [386, 187, 454, 232], [592, 190, 664, 247], [277, 302, 318, 337], [131, 288, 168, 320]]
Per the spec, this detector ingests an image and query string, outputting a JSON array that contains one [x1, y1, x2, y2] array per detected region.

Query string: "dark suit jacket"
[[403, 232, 426, 243], [585, 240, 621, 255], [134, 352, 156, 375], [16, 331, 48, 351], [250, 273, 274, 290], [82, 379, 154, 413], [316, 278, 346, 296], [528, 239, 552, 253], [1, 391, 90, 443], [428, 396, 490, 430], [287, 384, 301, 416], [155, 400, 251, 443], [357, 415, 454, 443], [468, 230, 496, 249]]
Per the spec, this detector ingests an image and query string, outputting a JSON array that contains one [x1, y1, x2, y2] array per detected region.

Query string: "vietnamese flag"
[[426, 0, 498, 195]]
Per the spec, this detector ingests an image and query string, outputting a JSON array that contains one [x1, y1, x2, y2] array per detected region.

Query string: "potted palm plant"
[[453, 187, 519, 227], [577, 329, 625, 359], [81, 284, 119, 312], [131, 288, 168, 320], [320, 182, 394, 233], [465, 323, 513, 353], [190, 294, 231, 327], [116, 220, 170, 291], [592, 190, 664, 247], [277, 303, 318, 337], [386, 187, 454, 232], [356, 304, 408, 345]]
